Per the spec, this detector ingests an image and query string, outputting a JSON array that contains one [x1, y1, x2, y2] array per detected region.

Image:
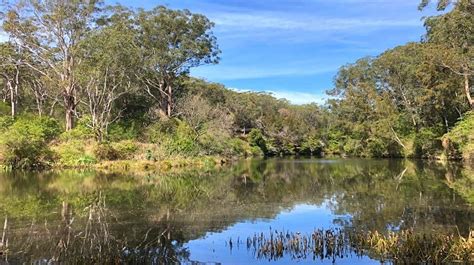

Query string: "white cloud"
[[210, 12, 420, 32], [268, 90, 327, 105], [229, 87, 327, 105], [191, 64, 337, 80]]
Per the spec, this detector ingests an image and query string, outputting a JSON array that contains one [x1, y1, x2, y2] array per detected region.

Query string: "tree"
[[0, 42, 21, 117], [136, 6, 220, 117], [421, 0, 474, 109], [2, 0, 103, 130], [77, 6, 139, 141], [375, 43, 425, 131]]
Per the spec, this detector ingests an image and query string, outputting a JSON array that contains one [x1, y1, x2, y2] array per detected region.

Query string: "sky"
[[48, 1, 444, 104]]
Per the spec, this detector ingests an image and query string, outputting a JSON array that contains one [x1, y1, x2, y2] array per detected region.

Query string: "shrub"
[[94, 143, 119, 161], [59, 115, 94, 141], [0, 102, 9, 116], [443, 111, 474, 161], [111, 140, 138, 159], [248, 128, 268, 155], [143, 118, 179, 143], [52, 139, 97, 167], [93, 140, 138, 161], [300, 136, 324, 156], [0, 116, 60, 169], [0, 116, 14, 133], [343, 138, 364, 157], [108, 121, 140, 141], [166, 122, 198, 155], [413, 128, 442, 158]]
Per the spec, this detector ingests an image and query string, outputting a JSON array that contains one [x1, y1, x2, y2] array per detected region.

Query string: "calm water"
[[0, 158, 472, 264]]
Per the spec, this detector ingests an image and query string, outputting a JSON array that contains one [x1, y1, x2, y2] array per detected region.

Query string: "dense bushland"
[[0, 0, 472, 169]]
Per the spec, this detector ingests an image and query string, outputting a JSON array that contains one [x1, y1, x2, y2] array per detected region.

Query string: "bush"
[[108, 121, 140, 141], [111, 140, 138, 159], [94, 140, 138, 161], [443, 111, 474, 161], [248, 128, 268, 155], [0, 116, 14, 133], [59, 115, 94, 141], [0, 116, 60, 169], [300, 136, 324, 156], [0, 102, 9, 116], [94, 143, 119, 161], [144, 120, 198, 156], [413, 128, 442, 158], [143, 118, 179, 143], [52, 139, 97, 167], [343, 138, 364, 157], [165, 122, 198, 155]]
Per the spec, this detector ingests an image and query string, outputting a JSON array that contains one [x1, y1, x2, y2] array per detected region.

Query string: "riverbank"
[[0, 111, 472, 170]]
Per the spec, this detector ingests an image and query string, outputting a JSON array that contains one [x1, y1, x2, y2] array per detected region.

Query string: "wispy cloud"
[[192, 64, 338, 80], [268, 90, 327, 105], [229, 87, 327, 105], [210, 12, 420, 32]]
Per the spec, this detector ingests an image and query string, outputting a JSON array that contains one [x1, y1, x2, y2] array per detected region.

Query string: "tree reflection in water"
[[0, 158, 472, 263]]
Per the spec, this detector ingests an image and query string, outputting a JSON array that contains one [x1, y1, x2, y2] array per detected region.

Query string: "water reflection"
[[0, 158, 472, 263]]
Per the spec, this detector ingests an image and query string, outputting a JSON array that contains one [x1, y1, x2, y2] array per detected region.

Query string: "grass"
[[237, 228, 474, 263]]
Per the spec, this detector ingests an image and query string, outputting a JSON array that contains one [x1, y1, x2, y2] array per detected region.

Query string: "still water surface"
[[0, 158, 472, 264]]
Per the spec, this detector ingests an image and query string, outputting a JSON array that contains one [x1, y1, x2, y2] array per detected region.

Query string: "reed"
[[237, 228, 473, 264]]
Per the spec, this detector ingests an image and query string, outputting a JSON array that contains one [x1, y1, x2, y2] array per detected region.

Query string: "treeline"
[[0, 0, 472, 168], [326, 0, 473, 159]]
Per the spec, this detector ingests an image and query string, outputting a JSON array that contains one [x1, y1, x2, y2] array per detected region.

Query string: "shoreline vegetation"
[[0, 0, 473, 170]]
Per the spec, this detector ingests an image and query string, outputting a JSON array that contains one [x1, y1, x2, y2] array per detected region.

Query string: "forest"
[[0, 0, 472, 169]]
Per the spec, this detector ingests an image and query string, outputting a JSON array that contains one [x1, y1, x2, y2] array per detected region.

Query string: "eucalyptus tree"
[[136, 6, 220, 117], [0, 42, 21, 117], [77, 6, 140, 141], [421, 0, 474, 109], [2, 0, 103, 130], [328, 58, 403, 156], [375, 43, 425, 131]]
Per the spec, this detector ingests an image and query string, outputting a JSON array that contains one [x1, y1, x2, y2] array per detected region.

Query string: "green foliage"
[[143, 119, 198, 156], [0, 0, 471, 165], [59, 116, 94, 141], [248, 129, 268, 155], [108, 122, 140, 141], [53, 140, 97, 167], [111, 140, 138, 159], [300, 136, 324, 156], [94, 140, 137, 161], [443, 111, 474, 161], [95, 144, 120, 161], [166, 122, 199, 155], [413, 128, 442, 158], [0, 116, 14, 133], [0, 116, 60, 168], [0, 102, 10, 115]]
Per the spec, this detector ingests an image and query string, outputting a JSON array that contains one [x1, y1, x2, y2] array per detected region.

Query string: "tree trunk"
[[464, 75, 474, 109], [64, 94, 75, 131], [167, 83, 172, 117], [7, 81, 16, 118]]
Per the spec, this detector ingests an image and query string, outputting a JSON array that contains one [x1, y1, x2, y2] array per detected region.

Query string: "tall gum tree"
[[77, 6, 140, 141], [421, 0, 474, 109], [136, 6, 220, 118], [2, 0, 103, 130], [0, 42, 21, 117]]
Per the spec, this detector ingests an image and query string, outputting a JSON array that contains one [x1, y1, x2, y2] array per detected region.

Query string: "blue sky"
[[118, 1, 433, 104]]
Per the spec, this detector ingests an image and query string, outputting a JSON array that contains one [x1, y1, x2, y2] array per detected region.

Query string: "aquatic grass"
[[237, 228, 474, 264]]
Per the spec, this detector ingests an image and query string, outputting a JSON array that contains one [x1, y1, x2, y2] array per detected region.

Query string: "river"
[[0, 158, 472, 264]]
